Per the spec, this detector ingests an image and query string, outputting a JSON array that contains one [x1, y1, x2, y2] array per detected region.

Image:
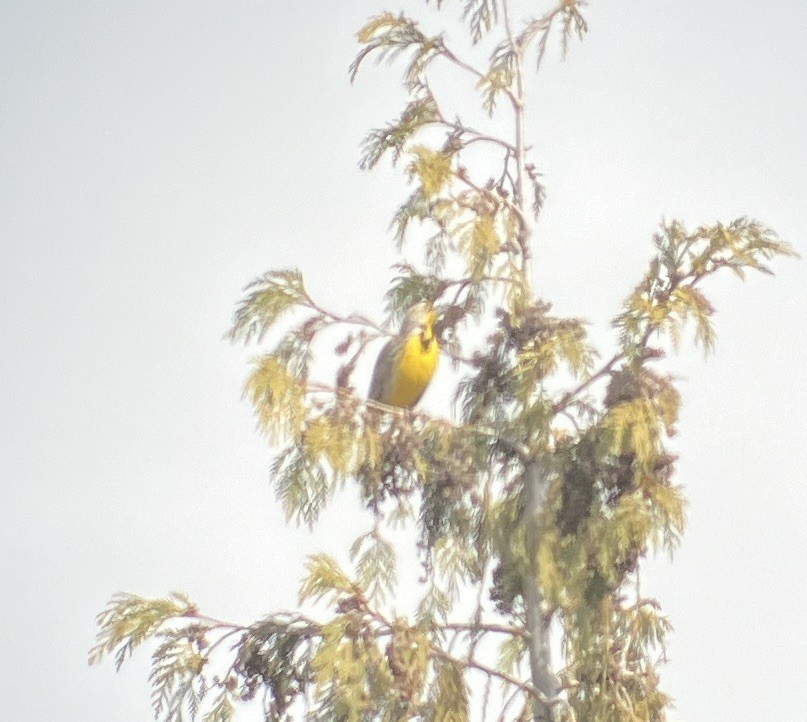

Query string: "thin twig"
[[454, 169, 529, 230], [438, 42, 519, 107], [552, 351, 623, 414], [432, 116, 516, 153], [432, 646, 543, 701], [482, 675, 492, 722], [442, 622, 526, 637], [205, 627, 246, 657], [498, 683, 525, 722]]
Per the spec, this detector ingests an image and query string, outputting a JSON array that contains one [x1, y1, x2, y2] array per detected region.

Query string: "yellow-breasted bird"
[[368, 302, 440, 409]]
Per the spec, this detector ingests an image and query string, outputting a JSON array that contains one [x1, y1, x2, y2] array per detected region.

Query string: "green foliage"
[[272, 444, 333, 527], [234, 614, 319, 715], [90, 592, 243, 722], [560, 599, 673, 722], [463, 0, 499, 44], [93, 2, 798, 722], [460, 213, 500, 275], [391, 188, 437, 252], [361, 91, 440, 170], [228, 269, 307, 345], [299, 553, 355, 606], [498, 633, 527, 677], [431, 660, 469, 722], [408, 145, 455, 198], [149, 627, 209, 722], [90, 592, 196, 670], [557, 1, 589, 60], [458, 302, 595, 433], [615, 218, 796, 357], [384, 264, 449, 322], [416, 583, 453, 626], [482, 41, 516, 114], [478, 61, 514, 115], [432, 536, 477, 601], [351, 12, 443, 90], [203, 691, 235, 722], [351, 530, 398, 604], [416, 422, 485, 547], [272, 314, 326, 380], [245, 355, 306, 445]]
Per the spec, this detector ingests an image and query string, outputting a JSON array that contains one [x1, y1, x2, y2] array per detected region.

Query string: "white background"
[[2, 1, 805, 720]]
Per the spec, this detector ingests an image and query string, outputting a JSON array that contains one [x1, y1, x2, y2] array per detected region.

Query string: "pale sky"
[[2, 1, 806, 721]]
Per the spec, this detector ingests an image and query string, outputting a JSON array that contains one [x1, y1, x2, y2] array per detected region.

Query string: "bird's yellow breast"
[[386, 332, 440, 408]]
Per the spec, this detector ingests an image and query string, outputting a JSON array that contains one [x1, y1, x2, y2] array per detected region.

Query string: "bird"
[[368, 302, 440, 409]]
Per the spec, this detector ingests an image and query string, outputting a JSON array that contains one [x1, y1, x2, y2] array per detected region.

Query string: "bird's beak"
[[421, 309, 438, 343]]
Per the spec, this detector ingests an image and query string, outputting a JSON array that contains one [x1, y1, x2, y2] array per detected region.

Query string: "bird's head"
[[401, 302, 438, 346]]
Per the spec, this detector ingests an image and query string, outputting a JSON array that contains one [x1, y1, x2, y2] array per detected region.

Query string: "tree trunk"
[[523, 460, 560, 720]]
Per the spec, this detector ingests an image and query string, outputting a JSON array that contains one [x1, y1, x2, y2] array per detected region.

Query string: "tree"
[[90, 2, 796, 721]]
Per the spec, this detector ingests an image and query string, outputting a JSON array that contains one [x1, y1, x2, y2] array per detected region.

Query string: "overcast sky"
[[2, 1, 806, 720]]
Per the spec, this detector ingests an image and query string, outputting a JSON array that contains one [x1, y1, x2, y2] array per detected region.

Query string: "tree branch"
[[431, 645, 544, 702], [303, 380, 530, 460], [441, 122, 516, 153], [454, 167, 529, 230], [440, 621, 526, 637], [438, 41, 519, 107], [552, 350, 624, 414]]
